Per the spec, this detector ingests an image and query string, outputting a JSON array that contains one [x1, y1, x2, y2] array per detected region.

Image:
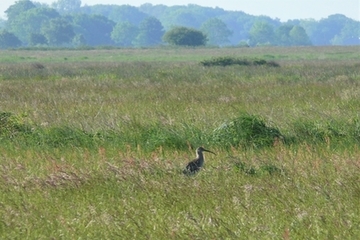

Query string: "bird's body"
[[183, 147, 215, 175]]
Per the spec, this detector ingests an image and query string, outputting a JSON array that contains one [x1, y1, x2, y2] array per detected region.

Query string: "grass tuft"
[[0, 111, 33, 137], [212, 113, 283, 149]]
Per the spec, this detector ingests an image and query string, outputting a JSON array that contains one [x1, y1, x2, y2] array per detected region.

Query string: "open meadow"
[[0, 46, 360, 239]]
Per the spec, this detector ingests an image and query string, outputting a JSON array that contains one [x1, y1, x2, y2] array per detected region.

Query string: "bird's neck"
[[197, 152, 204, 162]]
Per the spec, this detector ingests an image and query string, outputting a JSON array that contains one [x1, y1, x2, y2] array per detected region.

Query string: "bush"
[[212, 113, 283, 149], [163, 26, 207, 46], [200, 56, 280, 67], [201, 56, 250, 67]]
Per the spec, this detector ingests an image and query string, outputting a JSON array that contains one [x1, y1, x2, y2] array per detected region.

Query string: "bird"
[[183, 147, 215, 175]]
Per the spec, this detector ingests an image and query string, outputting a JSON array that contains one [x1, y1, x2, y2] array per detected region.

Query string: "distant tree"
[[0, 18, 5, 29], [159, 8, 202, 29], [73, 3, 359, 47], [7, 7, 60, 45], [140, 4, 216, 30], [108, 5, 148, 25], [29, 33, 47, 46], [5, 0, 36, 44], [200, 18, 232, 46], [5, 0, 36, 20], [79, 4, 109, 16], [173, 10, 200, 28], [163, 26, 207, 46], [275, 24, 311, 46], [138, 3, 168, 17], [298, 19, 317, 40], [134, 17, 164, 47], [217, 12, 254, 45], [289, 26, 312, 46], [70, 14, 115, 46], [72, 33, 86, 46], [41, 18, 75, 45], [0, 30, 22, 49], [331, 21, 360, 45], [275, 25, 293, 46], [52, 0, 81, 14], [249, 21, 275, 46], [311, 14, 350, 45], [111, 21, 138, 47]]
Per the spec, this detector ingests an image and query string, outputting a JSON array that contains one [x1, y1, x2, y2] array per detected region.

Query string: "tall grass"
[[0, 46, 360, 239]]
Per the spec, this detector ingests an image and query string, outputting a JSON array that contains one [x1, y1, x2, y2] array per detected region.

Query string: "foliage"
[[29, 33, 48, 46], [5, 0, 36, 20], [163, 26, 207, 46], [200, 18, 232, 46], [0, 30, 22, 49], [107, 5, 148, 25], [20, 8, 59, 44], [212, 114, 283, 149], [70, 14, 115, 46], [216, 12, 254, 45], [111, 21, 138, 47], [331, 20, 360, 45], [0, 19, 5, 29], [6, 5, 59, 45], [299, 14, 360, 46], [72, 33, 86, 46], [41, 17, 75, 45], [275, 25, 294, 46], [290, 26, 312, 46], [156, 7, 207, 29], [2, 2, 359, 48], [249, 21, 276, 46], [81, 4, 149, 26], [168, 9, 202, 29], [134, 16, 164, 47], [275, 24, 311, 46], [51, 0, 81, 14], [311, 14, 351, 45], [200, 56, 280, 67]]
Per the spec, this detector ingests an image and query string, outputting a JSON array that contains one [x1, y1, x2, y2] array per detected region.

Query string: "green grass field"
[[1, 46, 360, 239]]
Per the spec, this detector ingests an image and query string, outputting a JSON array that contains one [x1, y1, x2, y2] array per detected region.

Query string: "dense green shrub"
[[212, 113, 283, 149], [200, 56, 280, 67], [163, 26, 207, 46]]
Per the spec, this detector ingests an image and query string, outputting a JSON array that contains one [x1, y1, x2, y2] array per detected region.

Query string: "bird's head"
[[196, 147, 216, 155]]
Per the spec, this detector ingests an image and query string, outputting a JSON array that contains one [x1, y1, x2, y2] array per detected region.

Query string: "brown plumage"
[[183, 147, 215, 175]]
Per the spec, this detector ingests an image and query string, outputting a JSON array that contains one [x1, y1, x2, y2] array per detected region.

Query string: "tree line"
[[0, 0, 359, 49]]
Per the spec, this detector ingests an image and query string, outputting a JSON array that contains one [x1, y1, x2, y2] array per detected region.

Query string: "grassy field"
[[0, 46, 360, 239]]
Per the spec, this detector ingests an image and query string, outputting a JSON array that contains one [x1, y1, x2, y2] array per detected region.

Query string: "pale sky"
[[1, 0, 359, 21]]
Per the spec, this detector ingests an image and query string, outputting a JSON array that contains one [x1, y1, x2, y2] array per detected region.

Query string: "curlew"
[[183, 147, 215, 175]]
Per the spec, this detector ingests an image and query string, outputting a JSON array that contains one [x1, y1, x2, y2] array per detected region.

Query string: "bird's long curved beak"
[[203, 149, 216, 155]]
